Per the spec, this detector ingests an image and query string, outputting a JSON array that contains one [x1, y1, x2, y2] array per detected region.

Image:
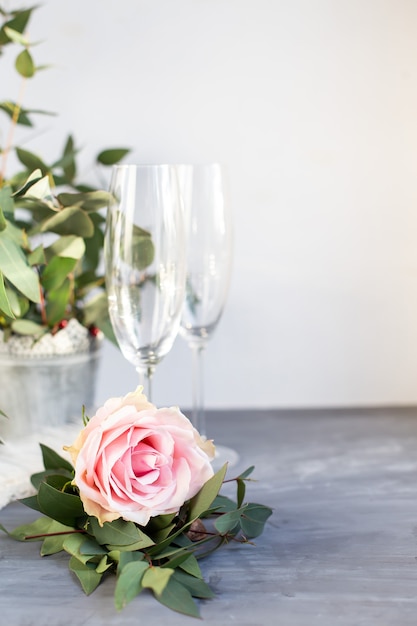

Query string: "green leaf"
[[61, 135, 77, 181], [0, 8, 33, 45], [21, 174, 53, 204], [11, 319, 45, 336], [214, 507, 243, 536], [15, 147, 48, 172], [237, 478, 245, 508], [45, 235, 85, 262], [40, 443, 74, 473], [81, 291, 117, 345], [30, 468, 72, 491], [172, 569, 215, 599], [0, 207, 6, 231], [45, 276, 71, 326], [0, 101, 32, 126], [96, 148, 130, 166], [131, 226, 155, 269], [63, 534, 103, 564], [40, 519, 78, 556], [142, 566, 174, 596], [96, 555, 112, 574], [188, 463, 227, 521], [2, 515, 55, 542], [37, 481, 85, 527], [0, 185, 14, 218], [41, 207, 94, 238], [69, 556, 102, 595], [238, 466, 255, 480], [117, 549, 145, 572], [27, 244, 45, 266], [114, 560, 149, 610], [0, 270, 15, 318], [178, 554, 203, 579], [13, 169, 44, 197], [15, 49, 35, 78], [3, 25, 28, 45], [57, 190, 112, 212], [0, 231, 40, 302], [210, 494, 237, 513], [19, 495, 42, 513], [87, 517, 154, 550], [41, 256, 77, 291], [240, 503, 273, 538], [155, 576, 200, 618]]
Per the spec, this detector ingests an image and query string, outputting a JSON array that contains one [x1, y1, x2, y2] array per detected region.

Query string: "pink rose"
[[64, 387, 215, 526]]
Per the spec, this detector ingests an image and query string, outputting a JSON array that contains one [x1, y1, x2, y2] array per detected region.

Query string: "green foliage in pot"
[[0, 5, 129, 343]]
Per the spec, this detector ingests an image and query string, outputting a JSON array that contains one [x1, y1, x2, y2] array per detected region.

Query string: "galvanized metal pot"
[[0, 342, 102, 440]]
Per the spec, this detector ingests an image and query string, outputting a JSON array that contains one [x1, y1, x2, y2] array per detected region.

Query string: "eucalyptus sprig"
[[0, 444, 272, 618], [0, 5, 131, 342]]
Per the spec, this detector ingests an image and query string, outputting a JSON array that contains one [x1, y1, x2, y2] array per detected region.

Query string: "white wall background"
[[3, 0, 417, 409]]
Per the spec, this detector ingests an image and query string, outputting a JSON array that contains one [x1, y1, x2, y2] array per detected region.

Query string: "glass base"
[[212, 443, 239, 471]]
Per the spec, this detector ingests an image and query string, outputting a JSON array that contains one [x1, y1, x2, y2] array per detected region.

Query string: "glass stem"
[[137, 365, 154, 402], [191, 344, 206, 437]]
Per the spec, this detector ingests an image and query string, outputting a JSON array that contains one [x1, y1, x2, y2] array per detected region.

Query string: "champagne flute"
[[178, 163, 237, 465], [104, 164, 186, 401]]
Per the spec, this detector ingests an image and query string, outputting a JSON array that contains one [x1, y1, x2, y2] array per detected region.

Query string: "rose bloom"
[[64, 387, 215, 526]]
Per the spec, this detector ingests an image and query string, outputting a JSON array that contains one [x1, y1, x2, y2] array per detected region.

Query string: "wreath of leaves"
[[1, 444, 272, 618]]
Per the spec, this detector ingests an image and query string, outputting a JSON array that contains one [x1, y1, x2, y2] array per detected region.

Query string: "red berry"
[[89, 325, 100, 337], [58, 319, 68, 329]]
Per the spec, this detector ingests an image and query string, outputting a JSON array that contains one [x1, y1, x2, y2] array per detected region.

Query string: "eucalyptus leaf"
[[3, 25, 28, 45], [28, 244, 45, 266], [0, 101, 33, 126], [142, 566, 173, 596], [37, 481, 85, 527], [0, 231, 40, 302], [41, 256, 77, 291], [41, 206, 94, 238], [0, 270, 15, 318], [210, 494, 237, 513], [40, 519, 79, 556], [238, 466, 255, 480], [69, 556, 103, 595], [0, 8, 33, 45], [57, 190, 112, 212], [1, 515, 55, 542], [61, 134, 77, 182], [114, 560, 149, 610], [173, 569, 215, 599], [240, 503, 273, 538], [237, 478, 245, 508], [178, 554, 203, 579], [96, 555, 112, 574], [45, 235, 85, 261], [0, 186, 13, 218], [188, 463, 227, 521], [13, 168, 43, 197], [63, 534, 97, 564], [155, 576, 200, 618], [11, 318, 45, 336], [40, 443, 74, 472], [214, 507, 244, 536], [15, 48, 35, 78], [87, 517, 154, 549], [45, 276, 71, 326], [0, 207, 6, 231], [96, 148, 130, 166], [16, 147, 48, 173]]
